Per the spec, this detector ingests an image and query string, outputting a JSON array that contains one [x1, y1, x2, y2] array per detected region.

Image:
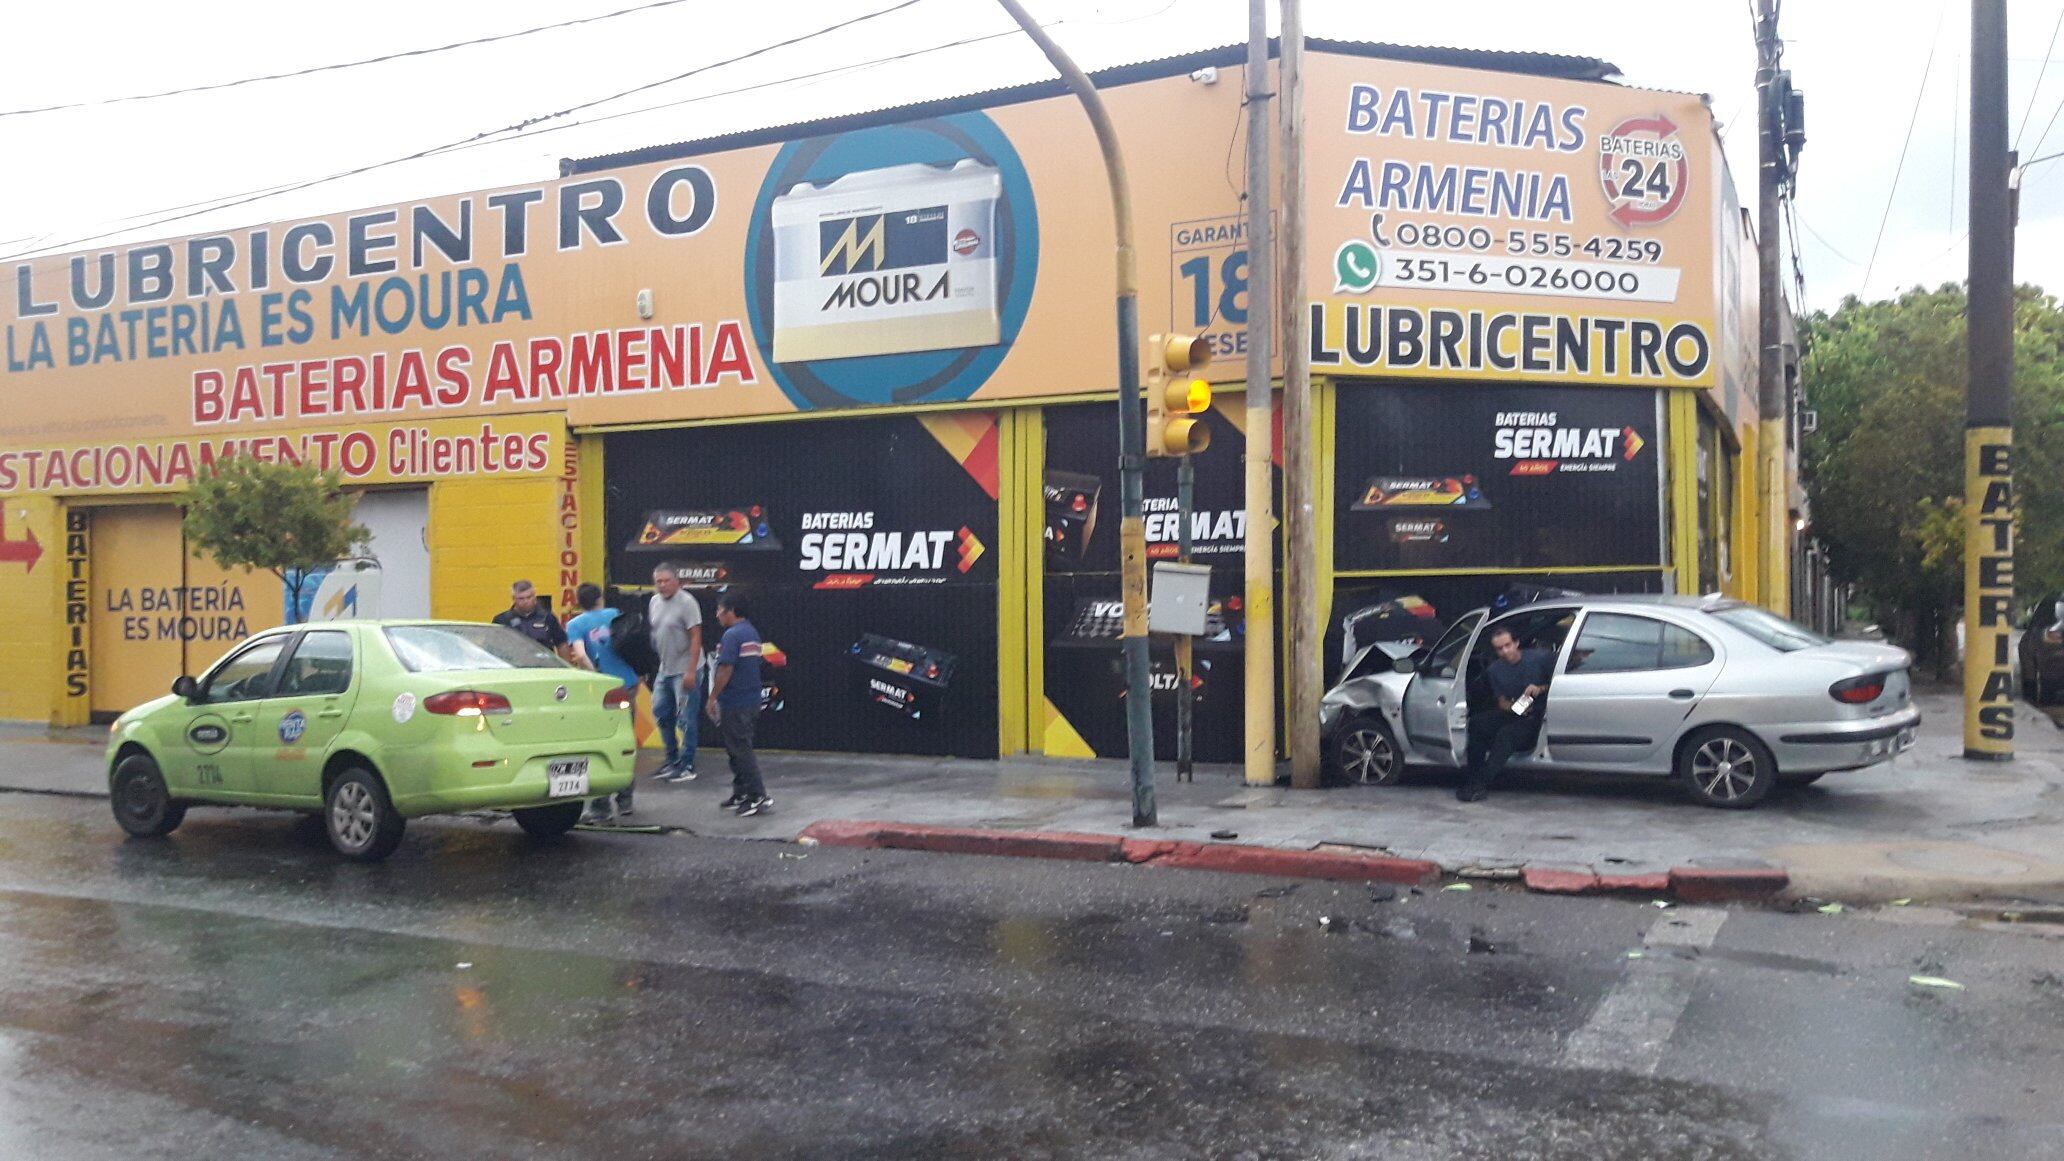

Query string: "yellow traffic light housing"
[[1146, 333, 1213, 457]]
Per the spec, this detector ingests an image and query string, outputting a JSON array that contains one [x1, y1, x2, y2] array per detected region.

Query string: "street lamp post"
[[994, 0, 1158, 825]]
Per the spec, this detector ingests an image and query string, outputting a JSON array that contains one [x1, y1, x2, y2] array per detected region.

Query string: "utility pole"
[[1964, 0, 2015, 760], [1242, 0, 1277, 787], [995, 0, 1159, 821], [1279, 0, 1320, 789], [1754, 0, 1789, 616]]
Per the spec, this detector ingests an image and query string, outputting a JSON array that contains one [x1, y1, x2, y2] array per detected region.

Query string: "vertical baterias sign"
[[1964, 430, 2015, 754]]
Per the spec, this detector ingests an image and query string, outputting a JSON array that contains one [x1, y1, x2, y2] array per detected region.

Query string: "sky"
[[0, 0, 2056, 314]]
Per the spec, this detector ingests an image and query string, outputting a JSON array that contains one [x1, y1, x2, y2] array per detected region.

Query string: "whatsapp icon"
[[1333, 240, 1381, 294]]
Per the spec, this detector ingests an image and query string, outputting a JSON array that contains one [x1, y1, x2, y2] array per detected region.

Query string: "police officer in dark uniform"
[[492, 579, 568, 655]]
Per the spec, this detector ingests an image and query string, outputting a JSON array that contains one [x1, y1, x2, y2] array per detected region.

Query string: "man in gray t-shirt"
[[647, 563, 704, 782]]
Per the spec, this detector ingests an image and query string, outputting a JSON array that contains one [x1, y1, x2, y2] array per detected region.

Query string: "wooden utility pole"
[[1963, 0, 2015, 760], [1240, 0, 1277, 787], [1754, 0, 1789, 615], [1280, 0, 1320, 789]]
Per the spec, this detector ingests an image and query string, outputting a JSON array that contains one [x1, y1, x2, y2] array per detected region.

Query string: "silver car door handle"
[[1436, 696, 1446, 706], [1668, 689, 1695, 700]]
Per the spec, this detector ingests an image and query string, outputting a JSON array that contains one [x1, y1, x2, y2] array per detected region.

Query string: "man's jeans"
[[719, 703, 766, 801], [650, 671, 700, 770], [1463, 710, 1542, 795]]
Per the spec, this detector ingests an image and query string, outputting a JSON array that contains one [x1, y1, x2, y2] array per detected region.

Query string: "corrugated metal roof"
[[563, 37, 1622, 175]]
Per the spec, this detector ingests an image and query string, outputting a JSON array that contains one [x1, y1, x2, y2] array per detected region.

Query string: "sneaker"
[[659, 765, 698, 784], [581, 801, 619, 825], [717, 793, 747, 810], [736, 796, 772, 817], [651, 758, 681, 781]]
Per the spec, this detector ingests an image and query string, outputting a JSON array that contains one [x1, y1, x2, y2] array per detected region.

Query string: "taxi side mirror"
[[171, 676, 198, 701]]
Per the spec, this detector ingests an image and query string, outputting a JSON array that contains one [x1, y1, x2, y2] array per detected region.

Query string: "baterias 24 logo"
[[1491, 411, 1647, 475]]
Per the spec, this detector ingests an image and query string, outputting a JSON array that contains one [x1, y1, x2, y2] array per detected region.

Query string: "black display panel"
[[1334, 382, 1664, 572], [604, 413, 1000, 758]]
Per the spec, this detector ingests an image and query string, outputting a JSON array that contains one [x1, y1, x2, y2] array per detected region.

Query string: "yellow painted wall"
[[1730, 422, 1761, 606], [1668, 390, 1702, 596], [0, 496, 69, 723], [428, 477, 564, 622]]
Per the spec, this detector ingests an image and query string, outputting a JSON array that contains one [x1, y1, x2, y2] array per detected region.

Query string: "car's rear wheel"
[[325, 767, 405, 862], [513, 802, 584, 840], [1330, 714, 1404, 786], [1677, 726, 1777, 809], [110, 753, 185, 838]]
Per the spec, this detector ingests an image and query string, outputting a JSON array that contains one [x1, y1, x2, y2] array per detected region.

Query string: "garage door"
[[88, 506, 285, 718]]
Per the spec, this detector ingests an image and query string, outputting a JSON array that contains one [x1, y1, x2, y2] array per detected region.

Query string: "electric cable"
[[1861, 0, 1949, 295], [2014, 4, 2064, 150], [0, 0, 930, 263], [0, 0, 707, 119]]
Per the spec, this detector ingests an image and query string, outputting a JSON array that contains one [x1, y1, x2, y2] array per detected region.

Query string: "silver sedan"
[[1319, 595, 1921, 808]]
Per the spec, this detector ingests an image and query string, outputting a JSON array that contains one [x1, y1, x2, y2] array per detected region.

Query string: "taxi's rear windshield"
[[385, 625, 565, 673]]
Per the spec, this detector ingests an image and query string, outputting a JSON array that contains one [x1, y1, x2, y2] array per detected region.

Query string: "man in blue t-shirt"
[[705, 591, 769, 816], [568, 583, 639, 822], [1458, 625, 1554, 803]]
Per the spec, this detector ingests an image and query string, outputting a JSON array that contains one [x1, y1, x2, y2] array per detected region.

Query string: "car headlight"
[[1319, 699, 1344, 728]]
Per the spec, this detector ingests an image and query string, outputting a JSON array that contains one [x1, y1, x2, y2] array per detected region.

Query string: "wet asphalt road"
[[0, 794, 2060, 1160]]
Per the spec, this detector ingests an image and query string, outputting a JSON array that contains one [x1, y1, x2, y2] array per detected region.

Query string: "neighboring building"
[[0, 40, 1772, 762]]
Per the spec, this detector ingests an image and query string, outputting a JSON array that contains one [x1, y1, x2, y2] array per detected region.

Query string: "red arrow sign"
[[0, 510, 43, 571]]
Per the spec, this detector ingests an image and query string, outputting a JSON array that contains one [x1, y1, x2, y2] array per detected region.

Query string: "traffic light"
[[1146, 333, 1213, 457]]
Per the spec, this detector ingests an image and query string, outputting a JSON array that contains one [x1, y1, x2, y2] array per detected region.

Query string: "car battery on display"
[[627, 508, 783, 553], [757, 641, 789, 714], [1055, 594, 1234, 649], [1043, 470, 1102, 563], [1350, 475, 1491, 510], [850, 633, 956, 721], [770, 160, 1003, 363]]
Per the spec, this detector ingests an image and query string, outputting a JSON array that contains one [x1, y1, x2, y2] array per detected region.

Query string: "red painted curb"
[[796, 820, 1438, 884], [1597, 872, 1673, 894], [1522, 867, 1600, 894], [1667, 866, 1789, 902]]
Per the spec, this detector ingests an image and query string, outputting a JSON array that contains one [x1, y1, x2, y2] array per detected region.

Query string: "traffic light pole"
[[996, 0, 1157, 824], [1176, 453, 1196, 781], [1964, 0, 2015, 760]]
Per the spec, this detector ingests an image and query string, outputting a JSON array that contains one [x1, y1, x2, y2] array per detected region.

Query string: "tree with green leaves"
[[182, 457, 369, 624], [1801, 283, 2064, 676]]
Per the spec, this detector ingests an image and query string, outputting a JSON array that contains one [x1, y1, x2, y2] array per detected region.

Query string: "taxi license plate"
[[547, 758, 590, 798]]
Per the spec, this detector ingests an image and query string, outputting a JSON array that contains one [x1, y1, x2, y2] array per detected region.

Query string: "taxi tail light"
[[424, 690, 513, 716], [603, 687, 635, 710], [1829, 674, 1886, 705]]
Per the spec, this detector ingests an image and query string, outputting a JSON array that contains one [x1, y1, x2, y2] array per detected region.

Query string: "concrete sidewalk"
[[17, 690, 2064, 904]]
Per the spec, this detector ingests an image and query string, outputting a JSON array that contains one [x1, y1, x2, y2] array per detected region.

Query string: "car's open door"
[[1399, 611, 1483, 766]]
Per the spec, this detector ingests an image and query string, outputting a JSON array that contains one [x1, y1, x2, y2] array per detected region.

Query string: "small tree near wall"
[[183, 457, 369, 624]]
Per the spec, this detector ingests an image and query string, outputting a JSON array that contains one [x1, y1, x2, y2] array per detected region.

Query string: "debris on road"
[[1211, 830, 1239, 840], [1443, 883, 1473, 892], [1908, 975, 1965, 991]]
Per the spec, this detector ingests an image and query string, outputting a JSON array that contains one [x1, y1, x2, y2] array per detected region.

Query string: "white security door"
[[355, 490, 431, 620]]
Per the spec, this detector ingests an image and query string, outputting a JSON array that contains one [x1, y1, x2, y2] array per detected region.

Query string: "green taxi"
[[105, 620, 637, 861]]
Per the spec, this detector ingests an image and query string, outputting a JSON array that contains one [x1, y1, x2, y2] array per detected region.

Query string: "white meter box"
[[771, 160, 1003, 363], [1150, 561, 1213, 636]]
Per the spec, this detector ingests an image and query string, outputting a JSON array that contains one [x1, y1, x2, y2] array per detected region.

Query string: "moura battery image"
[[850, 632, 956, 721], [771, 160, 1003, 363]]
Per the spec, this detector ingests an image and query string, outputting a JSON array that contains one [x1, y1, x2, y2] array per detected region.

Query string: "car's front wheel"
[[110, 753, 185, 838], [325, 767, 406, 862], [513, 802, 584, 840], [1677, 726, 1777, 809], [1330, 714, 1405, 786]]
